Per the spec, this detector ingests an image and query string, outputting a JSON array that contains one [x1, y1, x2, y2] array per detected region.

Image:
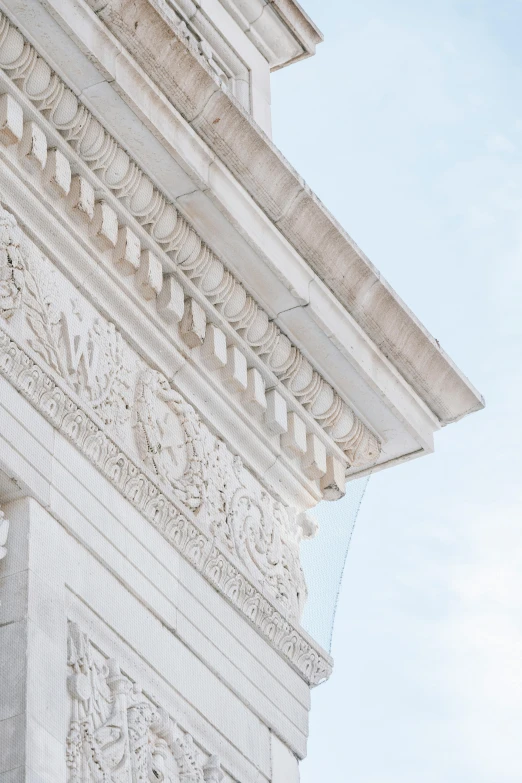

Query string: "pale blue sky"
[[271, 1, 522, 781]]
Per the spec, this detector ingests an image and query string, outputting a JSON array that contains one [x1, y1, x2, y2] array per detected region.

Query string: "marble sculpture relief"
[[0, 203, 310, 625], [66, 622, 224, 783]]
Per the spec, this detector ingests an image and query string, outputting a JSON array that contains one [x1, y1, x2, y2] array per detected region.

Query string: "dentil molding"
[[0, 7, 380, 477]]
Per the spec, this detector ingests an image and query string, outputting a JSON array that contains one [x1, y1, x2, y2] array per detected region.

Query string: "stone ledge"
[[90, 0, 484, 426]]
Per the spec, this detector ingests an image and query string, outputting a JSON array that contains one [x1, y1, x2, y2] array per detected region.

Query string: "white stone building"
[[0, 1, 483, 781]]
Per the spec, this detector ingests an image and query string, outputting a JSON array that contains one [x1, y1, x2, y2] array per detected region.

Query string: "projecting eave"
[[219, 0, 324, 69], [76, 0, 483, 429], [14, 0, 483, 485]]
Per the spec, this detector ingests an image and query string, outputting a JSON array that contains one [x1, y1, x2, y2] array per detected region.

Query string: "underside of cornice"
[[0, 6, 381, 479], [84, 0, 483, 427]]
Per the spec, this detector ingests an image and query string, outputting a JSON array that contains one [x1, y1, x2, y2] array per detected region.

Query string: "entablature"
[[0, 0, 455, 490]]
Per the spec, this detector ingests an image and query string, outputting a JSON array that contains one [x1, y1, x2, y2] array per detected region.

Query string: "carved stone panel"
[[0, 509, 8, 560], [66, 622, 224, 783], [0, 205, 309, 621]]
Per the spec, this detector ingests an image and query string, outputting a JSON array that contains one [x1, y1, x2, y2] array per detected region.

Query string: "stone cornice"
[[89, 0, 483, 426], [218, 0, 323, 69], [0, 7, 380, 476]]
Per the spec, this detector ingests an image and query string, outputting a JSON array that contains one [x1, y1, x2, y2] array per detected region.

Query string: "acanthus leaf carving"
[[133, 368, 204, 511], [0, 200, 333, 681], [0, 205, 24, 319], [3, 219, 133, 433]]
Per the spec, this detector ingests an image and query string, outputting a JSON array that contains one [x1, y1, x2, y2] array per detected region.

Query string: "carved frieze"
[[66, 622, 223, 782], [0, 206, 23, 318], [0, 509, 9, 560], [0, 205, 309, 621], [0, 322, 332, 684], [133, 368, 205, 511]]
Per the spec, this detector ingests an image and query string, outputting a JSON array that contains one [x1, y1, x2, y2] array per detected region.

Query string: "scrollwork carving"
[[133, 368, 205, 511], [0, 509, 9, 560], [0, 205, 24, 319], [132, 368, 307, 617], [66, 622, 218, 782], [0, 326, 332, 684]]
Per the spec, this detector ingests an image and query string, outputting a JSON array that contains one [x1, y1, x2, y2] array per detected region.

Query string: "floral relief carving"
[[0, 509, 9, 560], [0, 211, 333, 682], [0, 206, 24, 319], [21, 253, 132, 432], [132, 368, 307, 617], [0, 207, 133, 433], [0, 320, 332, 683], [133, 368, 205, 512], [66, 622, 221, 782]]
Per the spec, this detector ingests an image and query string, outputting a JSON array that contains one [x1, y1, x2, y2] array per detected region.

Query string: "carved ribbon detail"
[[66, 623, 223, 783]]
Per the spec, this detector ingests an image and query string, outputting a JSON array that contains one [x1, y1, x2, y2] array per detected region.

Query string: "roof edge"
[[89, 0, 484, 425]]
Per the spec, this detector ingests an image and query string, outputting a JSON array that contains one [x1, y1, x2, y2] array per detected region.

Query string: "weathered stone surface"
[[0, 2, 481, 781]]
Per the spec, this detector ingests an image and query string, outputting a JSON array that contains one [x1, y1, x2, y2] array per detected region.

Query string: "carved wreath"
[[133, 368, 206, 511]]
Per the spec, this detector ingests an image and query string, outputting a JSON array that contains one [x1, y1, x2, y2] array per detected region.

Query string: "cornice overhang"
[[74, 0, 482, 427], [0, 0, 483, 484], [218, 0, 324, 69]]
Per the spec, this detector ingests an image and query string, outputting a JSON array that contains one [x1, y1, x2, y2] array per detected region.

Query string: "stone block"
[[302, 433, 327, 479], [271, 733, 300, 783], [0, 94, 23, 146], [0, 713, 25, 774], [114, 225, 141, 276], [0, 621, 27, 722], [202, 323, 227, 369], [243, 368, 266, 414], [282, 411, 307, 456], [135, 249, 163, 300], [225, 345, 248, 391], [19, 122, 47, 170], [68, 175, 95, 223], [26, 623, 68, 745], [265, 389, 287, 434], [0, 570, 28, 627], [25, 718, 66, 783], [90, 201, 118, 249], [180, 297, 206, 347], [320, 454, 346, 500], [43, 149, 71, 198], [156, 274, 184, 323]]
